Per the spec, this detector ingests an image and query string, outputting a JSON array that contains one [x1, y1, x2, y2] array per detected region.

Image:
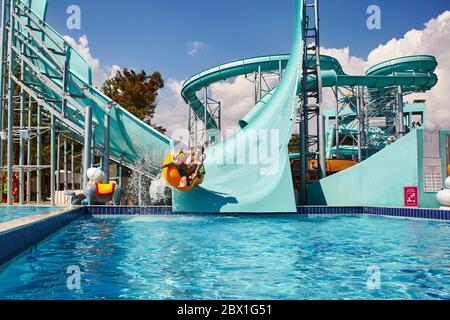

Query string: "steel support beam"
[[19, 45, 25, 204], [64, 137, 68, 191], [397, 86, 405, 138], [26, 97, 32, 202], [0, 0, 8, 202], [50, 114, 56, 206], [6, 0, 16, 205], [36, 104, 42, 203], [56, 133, 60, 191], [71, 140, 75, 189], [82, 106, 93, 188], [103, 113, 110, 182]]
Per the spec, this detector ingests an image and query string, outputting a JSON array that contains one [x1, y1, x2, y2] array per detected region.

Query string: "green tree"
[[101, 69, 166, 134]]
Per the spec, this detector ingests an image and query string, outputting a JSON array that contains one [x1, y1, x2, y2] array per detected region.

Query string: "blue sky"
[[46, 0, 450, 81]]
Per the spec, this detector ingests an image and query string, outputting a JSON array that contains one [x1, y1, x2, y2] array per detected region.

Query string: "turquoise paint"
[[309, 129, 450, 209], [308, 130, 420, 207], [417, 130, 450, 208]]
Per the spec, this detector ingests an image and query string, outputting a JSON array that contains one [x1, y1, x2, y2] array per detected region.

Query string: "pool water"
[[0, 214, 449, 300], [0, 206, 65, 224]]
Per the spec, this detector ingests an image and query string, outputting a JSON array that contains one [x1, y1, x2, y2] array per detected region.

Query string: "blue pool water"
[[0, 214, 449, 300], [0, 206, 65, 224]]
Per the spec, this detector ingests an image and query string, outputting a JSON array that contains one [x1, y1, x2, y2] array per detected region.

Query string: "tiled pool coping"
[[85, 205, 450, 221], [0, 207, 84, 266]]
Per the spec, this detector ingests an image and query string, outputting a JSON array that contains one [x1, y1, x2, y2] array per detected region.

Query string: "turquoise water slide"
[[15, 0, 172, 176], [182, 55, 437, 131], [173, 0, 305, 213], [175, 1, 437, 212]]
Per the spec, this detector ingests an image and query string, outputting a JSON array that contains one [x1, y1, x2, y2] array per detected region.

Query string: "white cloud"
[[63, 35, 121, 87], [366, 11, 450, 129], [154, 79, 189, 137], [186, 41, 209, 57]]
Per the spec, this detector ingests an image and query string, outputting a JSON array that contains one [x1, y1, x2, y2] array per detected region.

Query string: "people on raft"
[[162, 147, 207, 189]]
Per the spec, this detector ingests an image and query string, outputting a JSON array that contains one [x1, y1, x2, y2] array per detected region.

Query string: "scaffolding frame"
[[298, 0, 325, 204], [0, 0, 155, 205]]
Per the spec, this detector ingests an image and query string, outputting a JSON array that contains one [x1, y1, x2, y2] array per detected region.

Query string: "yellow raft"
[[162, 154, 204, 192]]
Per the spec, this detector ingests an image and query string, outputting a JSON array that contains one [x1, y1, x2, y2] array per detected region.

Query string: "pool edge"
[[0, 207, 85, 267]]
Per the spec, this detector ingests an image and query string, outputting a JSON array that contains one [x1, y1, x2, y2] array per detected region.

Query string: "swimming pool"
[[0, 214, 449, 300], [0, 206, 66, 224]]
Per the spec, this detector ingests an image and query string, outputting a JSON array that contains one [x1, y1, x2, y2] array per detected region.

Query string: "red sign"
[[404, 187, 419, 208]]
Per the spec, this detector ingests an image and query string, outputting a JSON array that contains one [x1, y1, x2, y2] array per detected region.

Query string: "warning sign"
[[404, 187, 419, 208]]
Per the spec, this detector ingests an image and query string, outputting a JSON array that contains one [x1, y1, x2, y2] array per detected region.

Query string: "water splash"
[[127, 153, 172, 206]]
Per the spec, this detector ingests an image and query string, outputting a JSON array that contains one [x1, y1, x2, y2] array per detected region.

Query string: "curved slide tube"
[[182, 54, 437, 131]]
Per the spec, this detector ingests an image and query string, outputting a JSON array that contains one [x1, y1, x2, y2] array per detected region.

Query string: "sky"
[[45, 0, 450, 136]]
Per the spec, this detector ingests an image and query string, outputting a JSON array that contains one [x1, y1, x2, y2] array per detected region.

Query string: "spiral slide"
[[174, 3, 437, 212]]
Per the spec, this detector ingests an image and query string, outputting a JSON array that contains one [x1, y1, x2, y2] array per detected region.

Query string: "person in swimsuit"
[[162, 150, 190, 189]]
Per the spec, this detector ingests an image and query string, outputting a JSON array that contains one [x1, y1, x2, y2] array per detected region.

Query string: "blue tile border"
[[0, 208, 84, 266], [83, 205, 450, 221]]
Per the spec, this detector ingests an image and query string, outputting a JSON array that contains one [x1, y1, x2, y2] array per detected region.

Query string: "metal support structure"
[[50, 114, 56, 206], [64, 137, 68, 191], [0, 0, 8, 204], [299, 0, 324, 205], [71, 140, 75, 189], [26, 97, 32, 202], [397, 86, 405, 138], [19, 42, 25, 204], [6, 0, 16, 205], [83, 106, 93, 188], [103, 113, 110, 182], [56, 133, 60, 191], [36, 104, 42, 203]]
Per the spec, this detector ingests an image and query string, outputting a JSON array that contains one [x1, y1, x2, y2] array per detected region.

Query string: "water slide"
[[12, 0, 172, 176], [173, 0, 305, 213], [182, 55, 437, 131], [175, 1, 437, 212]]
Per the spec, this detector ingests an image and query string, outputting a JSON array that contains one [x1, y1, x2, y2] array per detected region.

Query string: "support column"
[[36, 104, 42, 203], [356, 87, 363, 162], [83, 106, 93, 188], [19, 68, 25, 205], [26, 97, 32, 202], [204, 87, 208, 146], [0, 0, 9, 204], [334, 87, 340, 159], [56, 133, 61, 191], [64, 137, 68, 191], [6, 0, 16, 205], [50, 114, 56, 206], [397, 86, 405, 137], [118, 164, 122, 187], [71, 140, 75, 190], [299, 121, 306, 205], [103, 113, 110, 182]]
